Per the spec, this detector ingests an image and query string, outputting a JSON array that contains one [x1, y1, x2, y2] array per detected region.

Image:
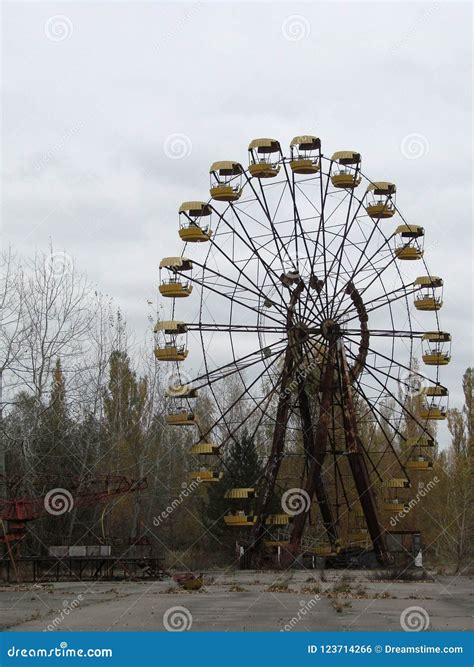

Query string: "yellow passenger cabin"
[[189, 470, 223, 483], [289, 135, 321, 174], [178, 201, 212, 242], [159, 257, 193, 298], [413, 276, 443, 311], [422, 332, 451, 366], [248, 138, 281, 178], [330, 151, 361, 189], [209, 161, 243, 201], [365, 181, 396, 218], [394, 224, 424, 260], [165, 410, 196, 426]]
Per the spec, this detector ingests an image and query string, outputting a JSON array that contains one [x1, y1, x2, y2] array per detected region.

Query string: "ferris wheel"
[[155, 135, 451, 566]]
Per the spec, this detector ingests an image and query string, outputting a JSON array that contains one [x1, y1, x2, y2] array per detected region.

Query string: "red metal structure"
[[0, 475, 147, 545]]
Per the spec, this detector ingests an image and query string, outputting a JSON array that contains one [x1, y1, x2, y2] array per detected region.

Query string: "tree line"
[[0, 248, 472, 569]]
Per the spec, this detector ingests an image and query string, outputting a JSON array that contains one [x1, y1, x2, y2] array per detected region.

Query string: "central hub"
[[290, 321, 310, 343], [321, 318, 342, 341]]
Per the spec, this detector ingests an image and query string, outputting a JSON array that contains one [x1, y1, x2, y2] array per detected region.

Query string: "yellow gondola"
[[382, 478, 411, 489], [420, 384, 449, 420], [189, 470, 223, 483], [165, 384, 197, 399], [178, 201, 212, 242], [420, 406, 447, 420], [404, 436, 434, 448], [413, 276, 443, 311], [159, 257, 193, 298], [365, 181, 396, 218], [209, 161, 243, 201], [166, 410, 196, 426], [394, 224, 424, 260], [224, 488, 256, 499], [265, 514, 291, 526], [395, 247, 423, 260], [154, 343, 188, 362], [422, 352, 451, 366], [414, 296, 442, 310], [421, 385, 448, 397], [154, 320, 187, 335], [190, 440, 219, 455], [404, 436, 435, 471], [382, 478, 410, 509], [289, 135, 321, 174], [382, 499, 409, 512], [330, 151, 361, 189], [419, 385, 448, 420], [405, 456, 433, 471], [312, 545, 339, 556], [224, 512, 257, 527], [348, 528, 370, 542], [159, 280, 193, 298], [264, 539, 290, 547], [154, 320, 188, 361], [422, 331, 451, 366], [248, 138, 281, 178], [347, 507, 370, 544]]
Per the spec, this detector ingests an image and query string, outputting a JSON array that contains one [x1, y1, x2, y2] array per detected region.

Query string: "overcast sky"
[[2, 2, 472, 442]]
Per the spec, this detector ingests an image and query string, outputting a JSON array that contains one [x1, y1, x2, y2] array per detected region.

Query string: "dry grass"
[[332, 599, 352, 613], [372, 568, 434, 583], [266, 578, 294, 593]]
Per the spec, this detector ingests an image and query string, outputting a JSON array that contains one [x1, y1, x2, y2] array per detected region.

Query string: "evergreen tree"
[[205, 430, 264, 549]]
